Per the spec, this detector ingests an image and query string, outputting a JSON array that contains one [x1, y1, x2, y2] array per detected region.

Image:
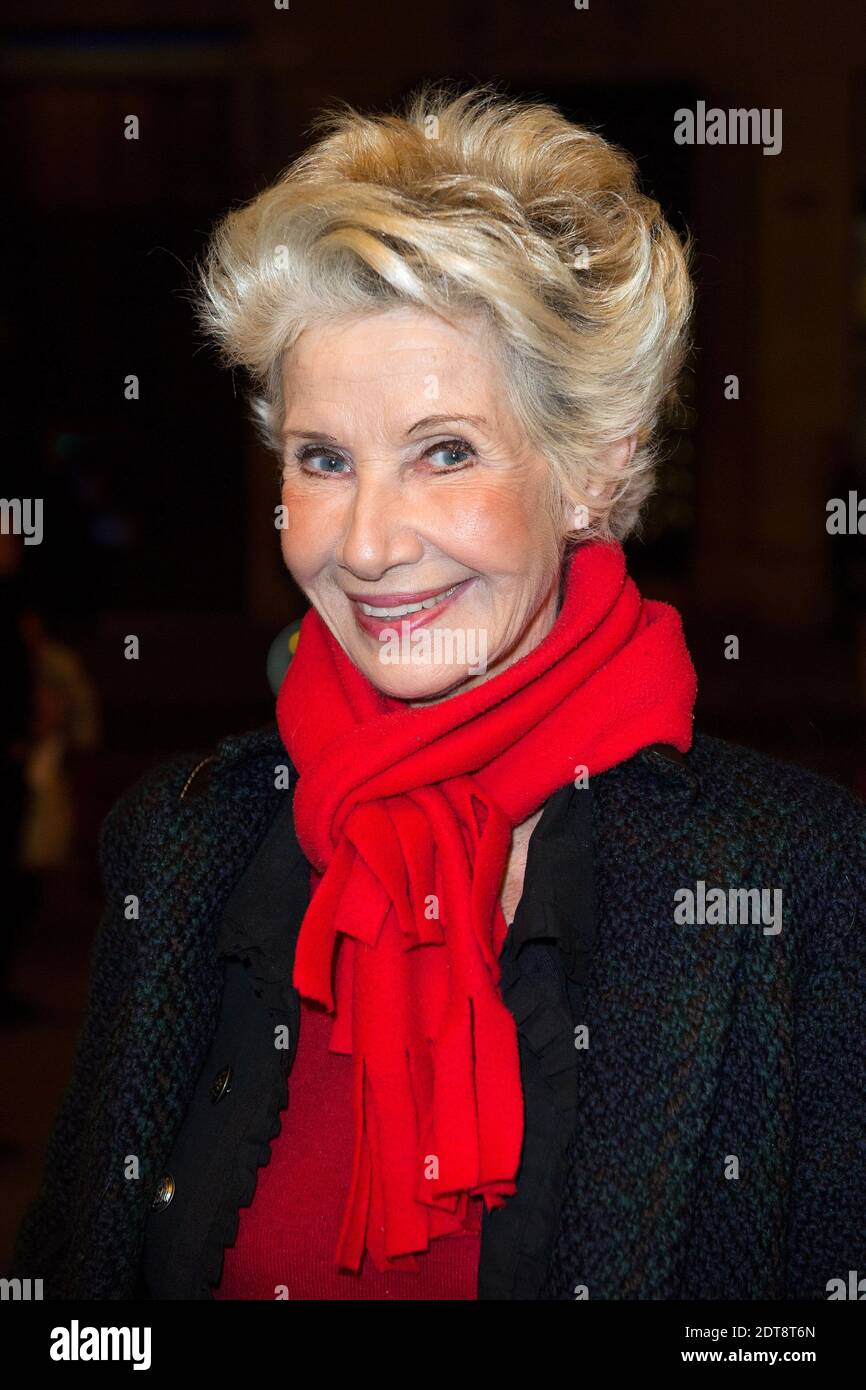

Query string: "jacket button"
[[210, 1064, 233, 1103], [152, 1174, 175, 1210]]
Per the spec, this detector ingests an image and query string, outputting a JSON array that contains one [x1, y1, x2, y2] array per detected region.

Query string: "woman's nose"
[[336, 471, 424, 577]]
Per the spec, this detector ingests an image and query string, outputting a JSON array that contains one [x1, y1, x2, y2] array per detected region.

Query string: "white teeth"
[[358, 583, 461, 619]]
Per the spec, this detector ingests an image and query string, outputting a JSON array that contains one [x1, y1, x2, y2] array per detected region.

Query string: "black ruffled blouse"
[[142, 777, 597, 1300]]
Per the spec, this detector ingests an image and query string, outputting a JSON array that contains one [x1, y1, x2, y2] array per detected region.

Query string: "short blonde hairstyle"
[[191, 80, 695, 543]]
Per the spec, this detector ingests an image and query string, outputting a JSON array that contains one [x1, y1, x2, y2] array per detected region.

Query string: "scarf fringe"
[[334, 979, 523, 1272]]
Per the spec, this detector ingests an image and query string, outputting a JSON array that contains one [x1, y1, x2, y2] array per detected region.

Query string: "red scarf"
[[275, 538, 697, 1272]]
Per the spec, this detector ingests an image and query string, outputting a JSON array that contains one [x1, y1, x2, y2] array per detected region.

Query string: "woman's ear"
[[586, 436, 639, 503], [567, 432, 639, 532]]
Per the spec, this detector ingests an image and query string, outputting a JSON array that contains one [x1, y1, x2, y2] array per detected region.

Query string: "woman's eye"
[[297, 448, 350, 475], [292, 438, 475, 477], [425, 439, 475, 470]]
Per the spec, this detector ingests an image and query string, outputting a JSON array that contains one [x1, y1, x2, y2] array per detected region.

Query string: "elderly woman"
[[12, 83, 864, 1302]]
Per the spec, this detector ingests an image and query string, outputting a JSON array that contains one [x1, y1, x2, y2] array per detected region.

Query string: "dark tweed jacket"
[[10, 723, 866, 1300]]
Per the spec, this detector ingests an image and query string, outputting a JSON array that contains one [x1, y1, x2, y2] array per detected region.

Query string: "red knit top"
[[214, 994, 483, 1300]]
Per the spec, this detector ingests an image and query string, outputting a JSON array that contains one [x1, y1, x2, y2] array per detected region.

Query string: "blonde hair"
[[190, 80, 695, 542]]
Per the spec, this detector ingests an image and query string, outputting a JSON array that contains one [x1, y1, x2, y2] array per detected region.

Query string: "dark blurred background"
[[1, 0, 865, 1270]]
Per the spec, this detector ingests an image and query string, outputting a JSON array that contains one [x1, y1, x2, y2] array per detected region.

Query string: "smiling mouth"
[[354, 583, 464, 619]]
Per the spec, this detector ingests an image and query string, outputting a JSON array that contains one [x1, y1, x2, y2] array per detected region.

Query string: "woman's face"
[[278, 306, 569, 703]]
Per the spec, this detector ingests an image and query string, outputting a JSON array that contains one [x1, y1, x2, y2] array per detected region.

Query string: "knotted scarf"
[[275, 538, 698, 1272]]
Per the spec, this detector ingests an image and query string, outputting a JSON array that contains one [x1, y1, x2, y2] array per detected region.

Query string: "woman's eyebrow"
[[405, 414, 488, 435], [283, 414, 489, 443], [282, 427, 340, 443]]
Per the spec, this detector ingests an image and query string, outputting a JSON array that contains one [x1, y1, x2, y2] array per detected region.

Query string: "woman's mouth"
[[348, 578, 475, 637]]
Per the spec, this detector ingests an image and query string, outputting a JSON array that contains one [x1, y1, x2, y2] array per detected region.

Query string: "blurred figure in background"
[[16, 605, 101, 939]]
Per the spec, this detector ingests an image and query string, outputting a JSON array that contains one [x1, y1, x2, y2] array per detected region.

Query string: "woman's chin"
[[358, 658, 477, 704]]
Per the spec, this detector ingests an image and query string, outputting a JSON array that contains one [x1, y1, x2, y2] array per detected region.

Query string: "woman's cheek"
[[434, 484, 539, 560], [279, 484, 335, 566], [278, 491, 311, 578]]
